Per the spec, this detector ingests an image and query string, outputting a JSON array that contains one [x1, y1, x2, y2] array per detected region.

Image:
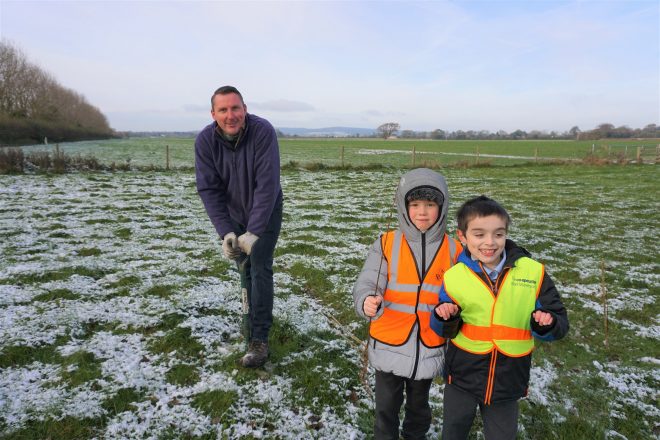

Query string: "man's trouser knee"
[[234, 199, 282, 341]]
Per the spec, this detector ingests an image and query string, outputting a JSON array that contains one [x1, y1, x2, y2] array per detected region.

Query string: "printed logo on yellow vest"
[[511, 278, 536, 288]]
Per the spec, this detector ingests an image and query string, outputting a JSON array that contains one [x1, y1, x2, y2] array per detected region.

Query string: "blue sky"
[[1, 0, 658, 132]]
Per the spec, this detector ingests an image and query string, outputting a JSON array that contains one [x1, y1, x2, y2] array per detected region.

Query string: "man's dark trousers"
[[232, 198, 282, 342]]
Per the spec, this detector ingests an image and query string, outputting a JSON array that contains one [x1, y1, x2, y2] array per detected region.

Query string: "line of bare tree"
[[378, 122, 659, 141], [0, 40, 114, 145]]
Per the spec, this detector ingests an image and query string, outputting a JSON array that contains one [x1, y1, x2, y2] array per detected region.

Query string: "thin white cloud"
[[250, 100, 316, 112], [183, 104, 210, 113]]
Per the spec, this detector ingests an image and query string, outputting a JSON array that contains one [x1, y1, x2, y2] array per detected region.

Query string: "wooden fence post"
[[656, 144, 660, 164], [636, 147, 642, 164], [411, 145, 416, 167], [476, 146, 480, 165], [534, 147, 539, 163], [340, 145, 344, 168], [166, 144, 170, 170], [600, 260, 609, 350]]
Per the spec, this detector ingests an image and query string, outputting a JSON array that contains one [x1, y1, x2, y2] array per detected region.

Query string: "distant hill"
[[277, 126, 376, 137]]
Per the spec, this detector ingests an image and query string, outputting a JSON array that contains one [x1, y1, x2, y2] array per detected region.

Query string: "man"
[[195, 85, 283, 368]]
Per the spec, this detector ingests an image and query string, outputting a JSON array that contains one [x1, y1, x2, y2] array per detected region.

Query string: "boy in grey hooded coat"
[[353, 168, 461, 439]]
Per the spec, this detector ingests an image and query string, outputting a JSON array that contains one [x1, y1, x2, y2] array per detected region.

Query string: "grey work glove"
[[238, 231, 259, 255], [222, 232, 241, 260]]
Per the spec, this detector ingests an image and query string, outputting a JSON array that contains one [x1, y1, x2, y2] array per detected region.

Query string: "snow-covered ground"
[[0, 166, 658, 438]]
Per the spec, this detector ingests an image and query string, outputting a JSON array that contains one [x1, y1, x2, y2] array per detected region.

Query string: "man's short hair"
[[211, 86, 244, 109], [457, 195, 511, 232]]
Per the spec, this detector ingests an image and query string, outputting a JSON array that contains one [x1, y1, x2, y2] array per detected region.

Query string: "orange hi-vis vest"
[[444, 257, 544, 357], [370, 230, 460, 347]]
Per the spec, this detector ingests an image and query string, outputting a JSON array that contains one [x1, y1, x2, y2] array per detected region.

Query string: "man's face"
[[211, 93, 247, 136]]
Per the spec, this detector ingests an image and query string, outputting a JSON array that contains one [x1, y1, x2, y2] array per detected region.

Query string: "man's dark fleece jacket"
[[195, 113, 283, 238]]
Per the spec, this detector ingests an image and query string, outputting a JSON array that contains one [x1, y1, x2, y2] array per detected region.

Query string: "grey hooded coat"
[[352, 168, 458, 380]]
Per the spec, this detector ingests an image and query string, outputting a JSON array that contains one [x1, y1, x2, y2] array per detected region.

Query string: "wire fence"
[[3, 139, 659, 172]]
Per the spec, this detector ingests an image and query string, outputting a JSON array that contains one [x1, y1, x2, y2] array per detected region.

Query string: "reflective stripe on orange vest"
[[369, 230, 460, 347]]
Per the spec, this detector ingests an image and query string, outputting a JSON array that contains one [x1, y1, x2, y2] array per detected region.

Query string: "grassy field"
[[15, 137, 660, 169], [0, 152, 658, 438]]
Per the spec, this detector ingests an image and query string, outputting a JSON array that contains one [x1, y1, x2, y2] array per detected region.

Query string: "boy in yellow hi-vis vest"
[[430, 195, 568, 439], [353, 168, 462, 439]]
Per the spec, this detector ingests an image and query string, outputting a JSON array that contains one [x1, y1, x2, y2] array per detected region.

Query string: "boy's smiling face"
[[407, 200, 440, 232], [457, 214, 507, 270]]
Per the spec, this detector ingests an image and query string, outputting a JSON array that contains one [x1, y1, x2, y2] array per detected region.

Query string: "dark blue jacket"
[[195, 113, 282, 238]]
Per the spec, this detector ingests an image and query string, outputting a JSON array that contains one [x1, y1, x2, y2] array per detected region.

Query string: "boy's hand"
[[363, 295, 383, 317], [435, 303, 459, 320], [532, 310, 554, 327]]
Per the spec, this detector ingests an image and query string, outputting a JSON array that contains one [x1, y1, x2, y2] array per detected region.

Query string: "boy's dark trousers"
[[374, 370, 433, 440], [442, 383, 519, 440], [231, 198, 283, 342]]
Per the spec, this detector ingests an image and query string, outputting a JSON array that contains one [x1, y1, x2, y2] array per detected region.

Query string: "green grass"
[[60, 351, 103, 388], [78, 320, 118, 339], [285, 261, 357, 328], [148, 327, 204, 359], [2, 266, 109, 285], [615, 302, 657, 326], [16, 137, 660, 169], [48, 231, 72, 239], [31, 288, 79, 302], [0, 335, 69, 368], [105, 274, 141, 289], [101, 387, 145, 415], [2, 416, 102, 440], [113, 227, 132, 239], [165, 364, 200, 386], [191, 389, 238, 420], [274, 330, 362, 415], [77, 247, 102, 257], [143, 284, 177, 298], [0, 160, 657, 438], [277, 242, 330, 258]]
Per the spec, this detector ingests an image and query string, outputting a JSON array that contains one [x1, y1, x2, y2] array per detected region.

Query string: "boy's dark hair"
[[457, 195, 511, 232], [211, 85, 244, 108]]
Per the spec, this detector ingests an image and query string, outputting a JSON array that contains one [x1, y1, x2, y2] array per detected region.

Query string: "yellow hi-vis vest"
[[444, 257, 544, 357], [370, 230, 460, 347]]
